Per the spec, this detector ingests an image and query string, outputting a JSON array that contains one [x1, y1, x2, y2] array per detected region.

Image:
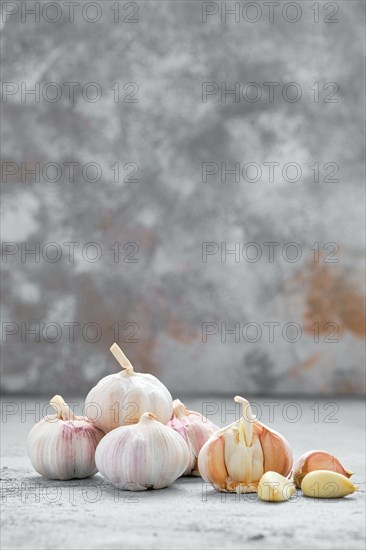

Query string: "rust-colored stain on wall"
[[294, 262, 365, 339], [125, 299, 197, 376], [167, 318, 197, 344], [288, 353, 324, 376]]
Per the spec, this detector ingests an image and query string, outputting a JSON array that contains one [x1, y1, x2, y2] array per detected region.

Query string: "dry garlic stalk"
[[293, 450, 352, 488], [167, 399, 219, 476], [301, 470, 358, 498], [85, 343, 173, 432], [198, 396, 293, 493], [27, 395, 104, 480], [95, 412, 190, 490], [258, 471, 296, 502]]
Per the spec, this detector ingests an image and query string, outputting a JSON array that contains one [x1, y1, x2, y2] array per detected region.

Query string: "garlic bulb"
[[95, 412, 190, 490], [198, 396, 293, 493], [85, 343, 173, 433], [301, 470, 358, 498], [167, 399, 219, 476], [27, 395, 104, 480], [258, 471, 296, 502], [293, 450, 353, 488]]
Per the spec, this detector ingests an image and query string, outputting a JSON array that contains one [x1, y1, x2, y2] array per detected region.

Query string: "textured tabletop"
[[1, 397, 365, 550]]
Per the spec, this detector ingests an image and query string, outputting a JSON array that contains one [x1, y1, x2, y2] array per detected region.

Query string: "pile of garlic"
[[27, 343, 217, 489], [27, 344, 358, 500]]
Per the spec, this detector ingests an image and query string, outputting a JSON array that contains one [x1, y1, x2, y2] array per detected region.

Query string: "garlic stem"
[[110, 343, 134, 374], [139, 412, 157, 423], [234, 396, 255, 446], [172, 399, 187, 418], [50, 395, 76, 421]]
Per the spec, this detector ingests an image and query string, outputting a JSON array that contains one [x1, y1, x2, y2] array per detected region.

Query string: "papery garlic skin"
[[85, 344, 173, 433], [293, 450, 352, 489], [95, 412, 190, 490], [167, 399, 219, 476], [198, 396, 293, 493], [301, 470, 358, 498], [254, 421, 293, 477], [258, 471, 296, 502], [27, 395, 104, 480]]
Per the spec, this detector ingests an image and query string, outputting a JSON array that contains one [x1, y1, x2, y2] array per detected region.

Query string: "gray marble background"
[[1, 1, 365, 396]]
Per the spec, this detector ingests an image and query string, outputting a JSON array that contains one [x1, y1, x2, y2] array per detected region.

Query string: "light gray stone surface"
[[1, 397, 365, 549]]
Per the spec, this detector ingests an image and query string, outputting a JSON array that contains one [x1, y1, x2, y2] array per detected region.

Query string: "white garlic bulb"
[[27, 395, 104, 480], [167, 399, 219, 476], [95, 412, 190, 490], [85, 343, 173, 433]]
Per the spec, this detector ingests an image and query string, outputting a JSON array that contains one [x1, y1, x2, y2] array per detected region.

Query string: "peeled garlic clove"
[[198, 396, 293, 493], [95, 412, 190, 490], [258, 471, 296, 502], [293, 450, 352, 488], [27, 395, 104, 480], [167, 399, 219, 476], [85, 343, 173, 432], [301, 470, 358, 498]]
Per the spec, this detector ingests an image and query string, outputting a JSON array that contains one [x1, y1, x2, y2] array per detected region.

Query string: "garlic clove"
[[254, 422, 293, 478], [168, 399, 220, 476], [301, 470, 358, 498], [198, 434, 228, 490], [258, 471, 296, 502], [224, 425, 263, 484], [293, 450, 352, 488], [222, 397, 264, 493]]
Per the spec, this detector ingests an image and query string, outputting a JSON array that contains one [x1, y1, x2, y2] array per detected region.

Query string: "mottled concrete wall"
[[1, 1, 365, 395]]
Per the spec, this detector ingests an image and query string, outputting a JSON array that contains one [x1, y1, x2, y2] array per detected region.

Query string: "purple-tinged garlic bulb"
[[95, 412, 190, 491], [167, 399, 219, 476], [27, 395, 104, 480]]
